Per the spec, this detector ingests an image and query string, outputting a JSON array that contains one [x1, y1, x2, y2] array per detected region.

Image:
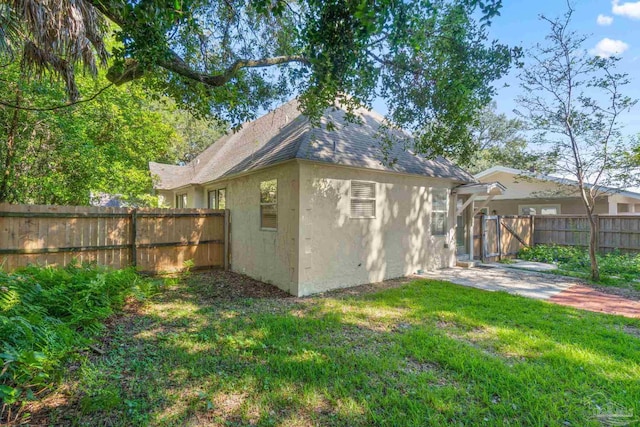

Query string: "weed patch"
[[0, 263, 160, 418], [519, 244, 640, 289]]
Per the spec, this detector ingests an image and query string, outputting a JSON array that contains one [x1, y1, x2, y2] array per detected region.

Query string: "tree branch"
[[0, 83, 114, 111], [158, 54, 310, 87], [87, 0, 309, 87]]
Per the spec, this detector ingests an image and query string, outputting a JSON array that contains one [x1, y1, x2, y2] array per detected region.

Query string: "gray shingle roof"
[[150, 100, 476, 190]]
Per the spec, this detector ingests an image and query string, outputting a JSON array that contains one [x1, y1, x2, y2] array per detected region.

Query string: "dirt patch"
[[318, 276, 415, 298], [186, 270, 293, 301], [586, 283, 640, 301], [622, 325, 640, 338]]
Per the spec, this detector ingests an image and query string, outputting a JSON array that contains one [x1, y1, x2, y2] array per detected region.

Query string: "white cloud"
[[597, 14, 614, 25], [612, 0, 640, 19], [590, 38, 630, 57]]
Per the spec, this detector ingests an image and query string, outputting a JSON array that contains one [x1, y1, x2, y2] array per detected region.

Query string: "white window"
[[350, 181, 376, 218], [431, 189, 449, 236], [176, 193, 187, 208], [260, 180, 277, 230], [208, 188, 226, 209], [519, 204, 560, 215]]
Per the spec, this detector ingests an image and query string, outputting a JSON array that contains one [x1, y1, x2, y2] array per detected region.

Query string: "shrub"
[[518, 244, 640, 286], [0, 263, 159, 408]]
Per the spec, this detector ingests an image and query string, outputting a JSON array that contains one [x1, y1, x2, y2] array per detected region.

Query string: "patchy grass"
[[519, 244, 640, 291], [18, 272, 640, 426]]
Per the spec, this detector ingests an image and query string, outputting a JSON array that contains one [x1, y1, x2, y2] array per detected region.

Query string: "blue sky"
[[487, 0, 640, 135]]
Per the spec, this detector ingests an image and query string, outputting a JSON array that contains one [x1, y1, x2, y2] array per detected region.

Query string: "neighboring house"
[[474, 166, 640, 216], [90, 192, 124, 207], [150, 100, 500, 296]]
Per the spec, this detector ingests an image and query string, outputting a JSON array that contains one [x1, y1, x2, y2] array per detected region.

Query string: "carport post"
[[468, 201, 475, 261]]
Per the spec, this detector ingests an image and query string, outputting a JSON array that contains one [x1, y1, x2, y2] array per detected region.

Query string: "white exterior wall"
[[158, 187, 202, 208], [297, 161, 456, 296], [214, 163, 300, 295]]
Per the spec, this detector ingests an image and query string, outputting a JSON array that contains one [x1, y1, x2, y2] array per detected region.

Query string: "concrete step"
[[456, 260, 480, 268]]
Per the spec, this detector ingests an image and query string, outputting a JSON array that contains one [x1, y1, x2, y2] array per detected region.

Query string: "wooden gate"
[[473, 215, 533, 262]]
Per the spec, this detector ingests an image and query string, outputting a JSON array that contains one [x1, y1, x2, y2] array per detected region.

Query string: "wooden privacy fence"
[[473, 215, 533, 262], [0, 204, 229, 273], [534, 215, 640, 253]]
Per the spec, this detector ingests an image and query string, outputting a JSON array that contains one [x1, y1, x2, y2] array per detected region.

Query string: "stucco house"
[[150, 101, 500, 296], [474, 166, 640, 216]]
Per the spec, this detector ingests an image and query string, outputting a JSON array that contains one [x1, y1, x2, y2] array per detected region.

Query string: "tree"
[[149, 99, 226, 165], [461, 103, 546, 175], [517, 5, 637, 280], [0, 0, 517, 161], [0, 59, 180, 205]]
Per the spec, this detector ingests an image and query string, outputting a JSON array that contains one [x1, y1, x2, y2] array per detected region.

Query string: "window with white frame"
[[350, 181, 376, 218], [431, 189, 448, 236], [260, 179, 277, 230], [208, 188, 227, 209], [176, 193, 187, 208], [518, 204, 560, 215]]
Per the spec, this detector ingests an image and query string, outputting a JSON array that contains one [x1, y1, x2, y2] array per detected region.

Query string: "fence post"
[[529, 216, 534, 246], [223, 208, 230, 270], [594, 214, 600, 253], [497, 216, 502, 260], [481, 215, 487, 263], [130, 209, 137, 267]]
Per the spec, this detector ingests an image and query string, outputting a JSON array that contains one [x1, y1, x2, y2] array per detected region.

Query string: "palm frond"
[[4, 0, 109, 100]]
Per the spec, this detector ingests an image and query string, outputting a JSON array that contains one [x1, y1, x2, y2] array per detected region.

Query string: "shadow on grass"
[[28, 276, 640, 426]]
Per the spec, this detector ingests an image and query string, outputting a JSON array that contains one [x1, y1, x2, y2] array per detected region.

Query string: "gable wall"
[[477, 171, 578, 200], [218, 162, 300, 294], [165, 162, 301, 294], [475, 171, 611, 215], [482, 197, 609, 216], [297, 161, 457, 296]]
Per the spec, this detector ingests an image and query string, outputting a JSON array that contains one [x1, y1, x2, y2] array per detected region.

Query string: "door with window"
[[455, 198, 470, 257]]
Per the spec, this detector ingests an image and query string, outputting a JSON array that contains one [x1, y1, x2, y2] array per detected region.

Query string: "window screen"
[[350, 181, 376, 218], [431, 189, 448, 236], [260, 180, 277, 229], [176, 193, 187, 208], [208, 189, 227, 209]]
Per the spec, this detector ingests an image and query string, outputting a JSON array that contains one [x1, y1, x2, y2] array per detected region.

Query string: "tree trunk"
[[0, 90, 21, 203], [586, 211, 599, 281]]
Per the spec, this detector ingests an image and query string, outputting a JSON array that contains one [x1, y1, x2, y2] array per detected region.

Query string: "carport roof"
[[455, 181, 506, 196]]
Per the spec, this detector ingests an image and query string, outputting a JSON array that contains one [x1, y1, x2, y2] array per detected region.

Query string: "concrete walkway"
[[418, 266, 577, 300], [418, 266, 640, 318]]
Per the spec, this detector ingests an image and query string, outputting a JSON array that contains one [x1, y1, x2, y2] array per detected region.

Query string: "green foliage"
[[0, 62, 172, 205], [3, 0, 517, 162], [517, 6, 639, 280], [0, 55, 222, 205], [519, 245, 640, 287], [0, 263, 159, 406], [148, 98, 226, 165], [460, 103, 553, 174]]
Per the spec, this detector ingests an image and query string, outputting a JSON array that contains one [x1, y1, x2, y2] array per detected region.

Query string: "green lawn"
[[29, 273, 640, 426]]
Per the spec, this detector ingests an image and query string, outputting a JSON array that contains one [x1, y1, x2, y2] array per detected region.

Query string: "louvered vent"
[[261, 205, 277, 229], [350, 181, 376, 218]]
